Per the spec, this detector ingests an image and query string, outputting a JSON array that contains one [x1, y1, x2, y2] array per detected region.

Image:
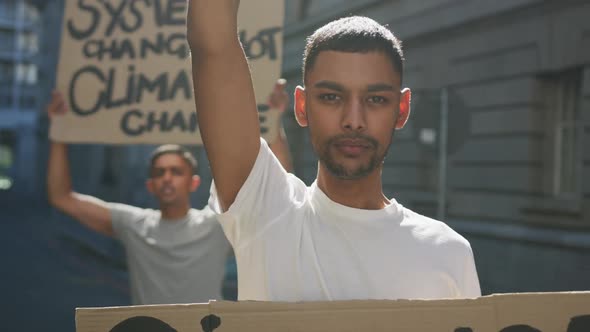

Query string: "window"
[[23, 2, 39, 22], [0, 130, 15, 191], [540, 69, 584, 199], [521, 69, 587, 219], [0, 93, 12, 108], [18, 32, 38, 53], [15, 63, 37, 84], [0, 62, 14, 82], [0, 1, 16, 21], [552, 71, 583, 198], [0, 145, 13, 170], [297, 0, 311, 21], [19, 94, 36, 108], [0, 31, 14, 52]]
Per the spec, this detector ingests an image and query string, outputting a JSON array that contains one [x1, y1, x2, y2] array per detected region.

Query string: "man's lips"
[[335, 139, 371, 147], [160, 186, 175, 195], [333, 139, 372, 155]]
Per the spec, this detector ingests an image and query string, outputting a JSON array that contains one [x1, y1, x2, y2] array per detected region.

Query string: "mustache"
[[159, 185, 175, 192], [326, 133, 379, 149]]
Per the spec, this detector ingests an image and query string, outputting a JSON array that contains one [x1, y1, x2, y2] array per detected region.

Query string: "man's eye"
[[368, 96, 387, 104], [172, 168, 183, 176], [319, 94, 339, 101]]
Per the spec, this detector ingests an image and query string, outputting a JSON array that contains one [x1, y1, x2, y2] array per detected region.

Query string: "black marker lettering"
[[69, 65, 105, 116], [189, 111, 198, 132], [168, 70, 191, 100], [103, 1, 127, 37], [165, 0, 186, 25], [258, 104, 269, 134], [146, 111, 169, 132], [167, 111, 188, 132], [67, 0, 100, 40], [154, 0, 186, 26], [568, 315, 590, 332], [110, 316, 176, 332], [166, 33, 189, 59], [105, 68, 131, 108], [120, 109, 144, 136], [499, 325, 540, 332], [240, 27, 281, 60], [135, 73, 169, 103]]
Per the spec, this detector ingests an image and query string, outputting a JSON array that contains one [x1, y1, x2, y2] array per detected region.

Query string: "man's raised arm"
[[187, 0, 260, 211], [46, 91, 114, 237]]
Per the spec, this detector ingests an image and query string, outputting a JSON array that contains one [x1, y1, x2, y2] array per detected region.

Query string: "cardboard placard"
[[52, 0, 284, 145], [76, 292, 590, 332]]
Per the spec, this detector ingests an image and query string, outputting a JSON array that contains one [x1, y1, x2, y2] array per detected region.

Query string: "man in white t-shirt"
[[45, 80, 293, 304], [187, 1, 481, 301]]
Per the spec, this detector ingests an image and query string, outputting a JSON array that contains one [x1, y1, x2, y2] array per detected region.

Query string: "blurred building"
[[282, 0, 590, 294], [0, 0, 42, 197]]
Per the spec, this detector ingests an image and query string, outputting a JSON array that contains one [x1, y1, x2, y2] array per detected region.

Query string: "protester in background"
[[187, 0, 481, 301], [46, 80, 293, 304]]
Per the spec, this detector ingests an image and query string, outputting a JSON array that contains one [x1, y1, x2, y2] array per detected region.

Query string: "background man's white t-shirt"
[[211, 139, 481, 302]]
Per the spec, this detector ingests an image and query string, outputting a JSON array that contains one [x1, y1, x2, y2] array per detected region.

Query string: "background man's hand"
[[46, 91, 67, 120], [267, 79, 288, 113]]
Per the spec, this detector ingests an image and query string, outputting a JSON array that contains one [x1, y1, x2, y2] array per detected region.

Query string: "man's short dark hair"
[[149, 144, 198, 176], [302, 16, 404, 85]]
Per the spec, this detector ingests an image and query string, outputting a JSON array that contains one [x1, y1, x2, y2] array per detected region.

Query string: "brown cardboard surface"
[[75, 292, 590, 332], [52, 0, 284, 145], [209, 299, 495, 332]]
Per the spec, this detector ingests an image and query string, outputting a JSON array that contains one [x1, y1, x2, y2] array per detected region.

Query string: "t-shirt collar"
[[309, 181, 403, 222]]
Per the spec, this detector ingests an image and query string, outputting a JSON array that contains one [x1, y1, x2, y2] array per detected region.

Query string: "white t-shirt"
[[211, 139, 481, 302], [110, 204, 231, 305]]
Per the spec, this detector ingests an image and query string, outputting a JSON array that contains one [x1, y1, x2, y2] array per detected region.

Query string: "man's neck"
[[316, 164, 389, 210], [159, 203, 191, 220]]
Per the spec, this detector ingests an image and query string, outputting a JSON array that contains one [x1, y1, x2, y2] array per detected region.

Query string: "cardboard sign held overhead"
[[52, 0, 284, 145], [76, 292, 590, 332]]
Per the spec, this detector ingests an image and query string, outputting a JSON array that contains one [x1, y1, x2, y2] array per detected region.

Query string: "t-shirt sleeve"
[[109, 202, 147, 241], [209, 138, 300, 248], [460, 246, 482, 298]]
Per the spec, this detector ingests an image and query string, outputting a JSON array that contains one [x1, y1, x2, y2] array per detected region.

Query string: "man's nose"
[[341, 98, 366, 132], [162, 170, 173, 181]]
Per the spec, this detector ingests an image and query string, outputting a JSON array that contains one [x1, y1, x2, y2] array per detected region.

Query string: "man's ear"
[[146, 179, 155, 194], [190, 175, 201, 192], [294, 86, 308, 127], [395, 88, 411, 129]]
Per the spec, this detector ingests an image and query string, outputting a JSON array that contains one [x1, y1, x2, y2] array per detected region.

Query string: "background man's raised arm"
[[46, 91, 114, 237], [267, 79, 294, 173]]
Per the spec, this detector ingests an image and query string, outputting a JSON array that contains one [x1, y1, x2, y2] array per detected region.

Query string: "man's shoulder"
[[109, 203, 157, 238], [401, 208, 472, 250], [110, 202, 153, 219], [189, 206, 219, 223], [190, 206, 214, 216], [248, 138, 309, 201], [187, 207, 229, 242]]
